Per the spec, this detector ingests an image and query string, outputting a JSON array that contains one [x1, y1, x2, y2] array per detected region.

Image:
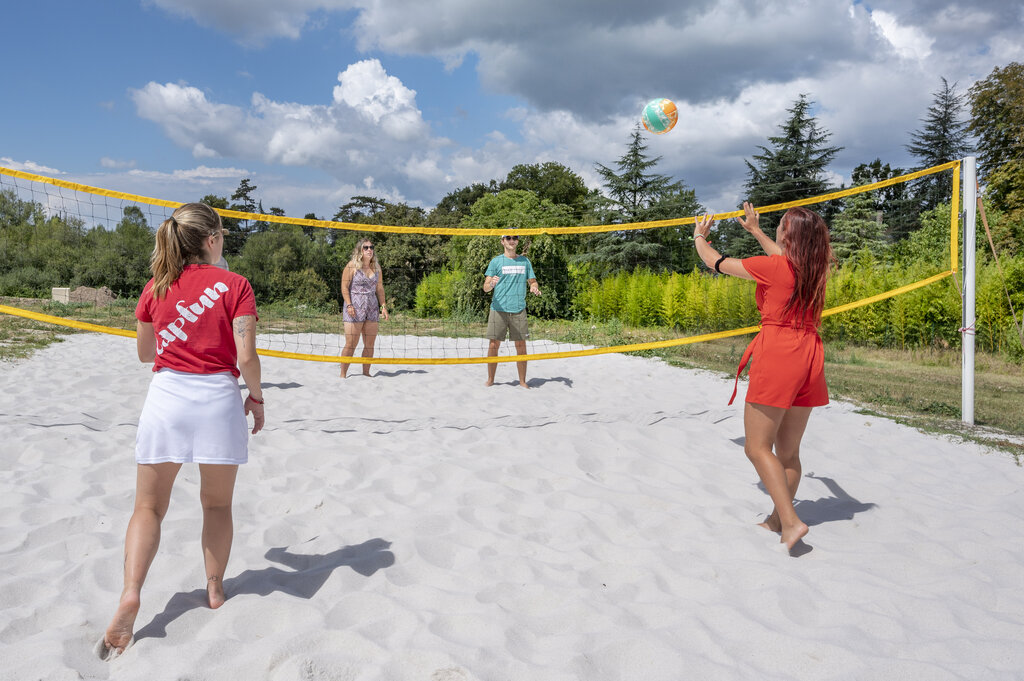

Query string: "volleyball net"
[[0, 160, 962, 365]]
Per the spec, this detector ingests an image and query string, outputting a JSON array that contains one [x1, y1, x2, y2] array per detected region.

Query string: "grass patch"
[[0, 315, 67, 361], [663, 337, 1024, 459]]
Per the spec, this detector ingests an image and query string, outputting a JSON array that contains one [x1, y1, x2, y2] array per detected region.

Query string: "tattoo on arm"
[[233, 316, 251, 341]]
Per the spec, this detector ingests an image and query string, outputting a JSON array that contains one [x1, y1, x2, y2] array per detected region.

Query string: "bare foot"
[[207, 576, 226, 609], [781, 521, 809, 551], [485, 379, 494, 387], [102, 589, 140, 657], [757, 511, 781, 533], [363, 370, 371, 377], [518, 381, 530, 389]]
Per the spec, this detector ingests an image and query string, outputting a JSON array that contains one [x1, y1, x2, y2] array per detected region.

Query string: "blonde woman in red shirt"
[[694, 202, 833, 552], [100, 203, 264, 658]]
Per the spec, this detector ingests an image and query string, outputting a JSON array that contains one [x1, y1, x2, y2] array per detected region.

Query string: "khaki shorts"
[[486, 309, 529, 341]]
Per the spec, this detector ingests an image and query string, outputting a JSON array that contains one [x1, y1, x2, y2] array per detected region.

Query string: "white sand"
[[1, 332, 1023, 681]]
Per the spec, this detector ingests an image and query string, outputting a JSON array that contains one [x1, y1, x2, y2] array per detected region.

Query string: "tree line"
[[1, 63, 1022, 354]]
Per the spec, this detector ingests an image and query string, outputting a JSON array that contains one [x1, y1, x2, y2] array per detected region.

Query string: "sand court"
[[1, 332, 1022, 680]]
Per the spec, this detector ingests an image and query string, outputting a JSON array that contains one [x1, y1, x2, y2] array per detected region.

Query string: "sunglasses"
[[502, 235, 519, 241], [362, 245, 374, 250]]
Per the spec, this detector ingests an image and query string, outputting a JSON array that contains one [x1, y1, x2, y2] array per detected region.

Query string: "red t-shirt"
[[136, 264, 258, 377], [741, 254, 819, 328]]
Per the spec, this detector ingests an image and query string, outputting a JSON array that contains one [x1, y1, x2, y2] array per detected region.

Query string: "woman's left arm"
[[376, 270, 390, 321], [233, 314, 264, 434], [694, 214, 754, 281]]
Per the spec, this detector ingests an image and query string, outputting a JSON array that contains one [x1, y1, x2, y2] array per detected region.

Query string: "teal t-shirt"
[[485, 254, 535, 313]]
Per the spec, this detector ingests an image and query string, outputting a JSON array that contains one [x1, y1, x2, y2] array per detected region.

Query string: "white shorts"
[[136, 369, 249, 465]]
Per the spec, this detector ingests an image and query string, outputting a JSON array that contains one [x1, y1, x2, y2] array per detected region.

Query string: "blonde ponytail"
[[149, 203, 224, 299]]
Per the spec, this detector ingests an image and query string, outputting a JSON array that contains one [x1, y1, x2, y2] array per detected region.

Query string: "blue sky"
[[2, 0, 1022, 222]]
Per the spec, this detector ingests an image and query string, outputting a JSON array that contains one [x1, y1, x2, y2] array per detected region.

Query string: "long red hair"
[[779, 206, 834, 325]]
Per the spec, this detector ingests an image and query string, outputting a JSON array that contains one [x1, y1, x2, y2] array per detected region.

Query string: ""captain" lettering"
[[156, 282, 229, 355]]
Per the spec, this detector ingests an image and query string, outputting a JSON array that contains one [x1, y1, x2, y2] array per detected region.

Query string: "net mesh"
[[0, 161, 961, 365]]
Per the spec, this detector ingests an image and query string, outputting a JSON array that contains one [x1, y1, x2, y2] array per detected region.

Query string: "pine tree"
[[851, 159, 918, 241], [906, 78, 972, 213], [225, 178, 260, 256], [830, 188, 888, 263], [201, 194, 243, 256], [720, 95, 842, 257], [582, 124, 702, 273]]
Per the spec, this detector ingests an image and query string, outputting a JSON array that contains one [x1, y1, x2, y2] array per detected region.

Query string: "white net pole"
[[961, 156, 977, 425]]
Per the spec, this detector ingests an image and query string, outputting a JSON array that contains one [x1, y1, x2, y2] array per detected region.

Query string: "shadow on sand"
[[757, 473, 878, 527], [526, 376, 573, 389], [134, 538, 394, 642], [755, 474, 877, 558], [372, 369, 428, 378]]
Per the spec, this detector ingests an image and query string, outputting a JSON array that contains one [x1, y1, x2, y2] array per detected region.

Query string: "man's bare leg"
[[514, 339, 529, 388], [486, 339, 501, 386]]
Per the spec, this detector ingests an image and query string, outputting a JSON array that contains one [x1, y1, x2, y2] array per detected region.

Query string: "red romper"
[[729, 255, 829, 409]]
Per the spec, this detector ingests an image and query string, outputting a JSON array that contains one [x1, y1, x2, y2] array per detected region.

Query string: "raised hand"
[[737, 201, 760, 234], [694, 214, 714, 240]]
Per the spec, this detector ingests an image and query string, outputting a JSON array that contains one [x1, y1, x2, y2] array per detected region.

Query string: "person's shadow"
[[373, 369, 428, 378], [526, 376, 573, 388], [758, 473, 877, 527], [260, 381, 303, 390], [133, 538, 394, 642], [796, 473, 878, 525], [489, 376, 573, 388]]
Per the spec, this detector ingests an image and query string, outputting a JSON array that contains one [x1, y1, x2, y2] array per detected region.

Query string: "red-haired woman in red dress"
[[694, 202, 834, 552]]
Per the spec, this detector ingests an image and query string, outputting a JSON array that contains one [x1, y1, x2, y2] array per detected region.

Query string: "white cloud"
[[331, 60, 428, 140], [100, 157, 137, 169], [346, 0, 888, 118], [0, 158, 63, 175], [121, 0, 1021, 217], [144, 0, 355, 44], [192, 143, 218, 158], [127, 165, 252, 182], [870, 9, 934, 61], [130, 60, 433, 190], [125, 60, 459, 213]]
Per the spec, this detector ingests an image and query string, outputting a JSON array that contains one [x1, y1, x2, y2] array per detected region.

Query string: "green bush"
[[269, 267, 332, 307], [0, 266, 54, 297], [563, 253, 1024, 359], [623, 269, 661, 327], [415, 269, 467, 317]]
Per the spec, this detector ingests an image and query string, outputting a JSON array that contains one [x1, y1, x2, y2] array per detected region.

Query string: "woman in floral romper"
[[340, 237, 389, 378]]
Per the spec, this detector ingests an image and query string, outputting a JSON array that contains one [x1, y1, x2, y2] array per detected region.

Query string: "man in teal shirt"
[[483, 234, 541, 387]]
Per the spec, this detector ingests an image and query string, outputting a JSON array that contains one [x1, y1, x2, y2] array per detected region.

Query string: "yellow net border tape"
[[950, 162, 960, 273], [0, 269, 953, 365], [0, 304, 137, 338], [1, 161, 960, 237]]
